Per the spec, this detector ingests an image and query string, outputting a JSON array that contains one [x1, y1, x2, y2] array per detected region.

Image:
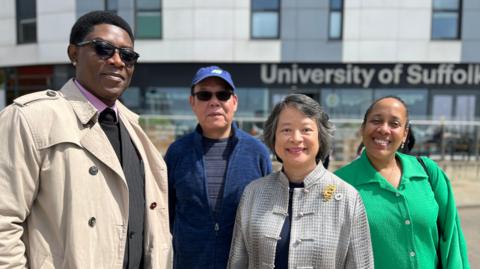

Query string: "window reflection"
[[431, 0, 461, 40], [321, 89, 372, 118], [136, 0, 162, 39], [251, 0, 280, 39], [16, 0, 37, 44], [329, 0, 343, 40]]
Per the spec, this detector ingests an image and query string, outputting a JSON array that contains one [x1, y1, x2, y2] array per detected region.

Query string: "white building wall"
[[0, 0, 75, 67], [137, 0, 281, 63], [342, 0, 462, 62], [1, 0, 472, 66], [0, 0, 19, 67]]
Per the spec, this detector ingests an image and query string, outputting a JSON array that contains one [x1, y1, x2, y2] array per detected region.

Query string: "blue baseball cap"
[[191, 66, 236, 91]]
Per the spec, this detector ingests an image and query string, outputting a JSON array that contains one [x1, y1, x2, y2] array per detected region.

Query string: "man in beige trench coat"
[[0, 11, 172, 268]]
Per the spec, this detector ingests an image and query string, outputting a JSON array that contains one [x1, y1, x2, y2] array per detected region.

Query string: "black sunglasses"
[[76, 39, 140, 66], [193, 91, 233, 101]]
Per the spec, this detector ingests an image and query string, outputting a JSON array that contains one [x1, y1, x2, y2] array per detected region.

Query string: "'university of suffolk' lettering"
[[260, 64, 376, 88]]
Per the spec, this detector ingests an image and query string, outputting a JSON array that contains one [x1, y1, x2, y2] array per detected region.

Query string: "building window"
[[251, 0, 280, 39], [136, 0, 162, 39], [105, 0, 118, 14], [328, 0, 343, 40], [431, 0, 462, 40], [16, 0, 37, 44]]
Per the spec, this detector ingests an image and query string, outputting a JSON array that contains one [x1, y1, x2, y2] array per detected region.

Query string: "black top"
[[99, 108, 145, 269], [274, 181, 304, 269]]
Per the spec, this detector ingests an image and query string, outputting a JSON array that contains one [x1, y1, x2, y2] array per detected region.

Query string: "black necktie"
[[99, 108, 122, 162], [99, 108, 117, 125]]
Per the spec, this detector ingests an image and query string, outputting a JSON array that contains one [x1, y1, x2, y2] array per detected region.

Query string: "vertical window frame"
[[328, 0, 343, 40], [250, 0, 281, 40], [16, 0, 37, 44], [431, 0, 462, 40], [135, 0, 163, 40]]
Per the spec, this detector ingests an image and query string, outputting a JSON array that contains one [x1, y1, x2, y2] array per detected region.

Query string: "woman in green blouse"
[[335, 96, 470, 269]]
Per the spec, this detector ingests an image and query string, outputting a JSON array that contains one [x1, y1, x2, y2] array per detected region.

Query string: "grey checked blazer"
[[228, 163, 373, 269]]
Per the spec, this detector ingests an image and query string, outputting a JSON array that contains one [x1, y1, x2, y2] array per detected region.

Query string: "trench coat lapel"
[[81, 124, 126, 180], [60, 79, 126, 181]]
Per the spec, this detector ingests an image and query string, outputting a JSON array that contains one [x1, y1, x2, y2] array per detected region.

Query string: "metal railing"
[[139, 114, 480, 163]]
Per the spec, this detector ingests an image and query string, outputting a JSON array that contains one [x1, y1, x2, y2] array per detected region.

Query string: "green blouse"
[[335, 152, 469, 269]]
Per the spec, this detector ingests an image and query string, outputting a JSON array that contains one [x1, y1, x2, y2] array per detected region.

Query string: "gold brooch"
[[322, 184, 336, 202]]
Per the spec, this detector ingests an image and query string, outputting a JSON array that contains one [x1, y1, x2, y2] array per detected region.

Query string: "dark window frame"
[[431, 0, 462, 40], [328, 0, 343, 40], [250, 0, 281, 40], [135, 0, 163, 39], [16, 0, 37, 44]]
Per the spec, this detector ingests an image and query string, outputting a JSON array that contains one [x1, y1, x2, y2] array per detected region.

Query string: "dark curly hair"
[[69, 10, 134, 45]]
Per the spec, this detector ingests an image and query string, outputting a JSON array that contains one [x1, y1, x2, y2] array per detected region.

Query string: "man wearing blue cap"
[[165, 66, 272, 268]]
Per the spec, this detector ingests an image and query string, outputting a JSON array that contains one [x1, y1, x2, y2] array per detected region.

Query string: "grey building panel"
[[283, 0, 328, 9], [280, 0, 342, 62], [294, 41, 342, 62], [281, 9, 296, 39], [117, 0, 135, 29], [461, 41, 480, 62], [280, 40, 342, 62], [461, 0, 480, 60], [296, 9, 329, 40], [463, 0, 480, 9], [76, 0, 105, 18]]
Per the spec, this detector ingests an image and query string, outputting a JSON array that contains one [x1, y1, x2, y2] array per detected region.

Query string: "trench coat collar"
[[60, 79, 99, 125]]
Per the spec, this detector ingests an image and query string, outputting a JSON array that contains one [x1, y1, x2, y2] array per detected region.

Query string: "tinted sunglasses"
[[76, 39, 140, 66], [193, 91, 233, 101]]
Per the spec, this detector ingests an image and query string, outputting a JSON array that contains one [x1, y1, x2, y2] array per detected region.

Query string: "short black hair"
[[69, 10, 134, 45]]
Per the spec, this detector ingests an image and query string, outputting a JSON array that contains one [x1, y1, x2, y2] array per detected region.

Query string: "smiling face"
[[274, 106, 319, 174], [361, 97, 409, 163], [68, 23, 134, 106], [189, 77, 238, 139]]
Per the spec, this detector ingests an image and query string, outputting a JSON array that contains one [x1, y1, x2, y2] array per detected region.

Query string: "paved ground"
[[453, 180, 480, 268]]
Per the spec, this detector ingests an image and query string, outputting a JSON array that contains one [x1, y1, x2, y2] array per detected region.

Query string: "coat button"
[[88, 217, 96, 227], [46, 90, 57, 97], [89, 166, 98, 175], [149, 202, 157, 209]]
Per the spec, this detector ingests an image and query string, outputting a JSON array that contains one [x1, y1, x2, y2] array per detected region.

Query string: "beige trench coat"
[[0, 80, 172, 268]]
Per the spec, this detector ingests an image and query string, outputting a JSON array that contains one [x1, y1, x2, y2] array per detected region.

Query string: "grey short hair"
[[263, 94, 335, 163]]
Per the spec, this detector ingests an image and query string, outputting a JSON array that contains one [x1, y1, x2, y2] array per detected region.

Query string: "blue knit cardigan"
[[165, 124, 272, 269]]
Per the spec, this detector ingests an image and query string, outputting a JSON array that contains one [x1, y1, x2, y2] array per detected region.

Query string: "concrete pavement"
[[452, 180, 480, 268]]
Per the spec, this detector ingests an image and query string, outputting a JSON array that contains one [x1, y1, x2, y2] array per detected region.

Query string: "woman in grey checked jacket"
[[228, 94, 374, 269]]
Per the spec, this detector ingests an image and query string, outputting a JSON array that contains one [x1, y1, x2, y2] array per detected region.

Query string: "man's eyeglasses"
[[76, 39, 140, 67], [193, 91, 233, 101]]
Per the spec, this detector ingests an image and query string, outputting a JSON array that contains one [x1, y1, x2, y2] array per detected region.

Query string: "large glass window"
[[431, 0, 462, 40], [105, 0, 118, 14], [321, 89, 373, 119], [236, 88, 269, 118], [251, 0, 280, 39], [329, 0, 343, 40], [136, 0, 162, 39], [16, 0, 37, 44], [143, 87, 190, 115], [374, 89, 428, 120], [236, 88, 269, 138]]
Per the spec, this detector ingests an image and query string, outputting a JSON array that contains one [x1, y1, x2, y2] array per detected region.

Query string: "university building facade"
[[1, 0, 479, 159]]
